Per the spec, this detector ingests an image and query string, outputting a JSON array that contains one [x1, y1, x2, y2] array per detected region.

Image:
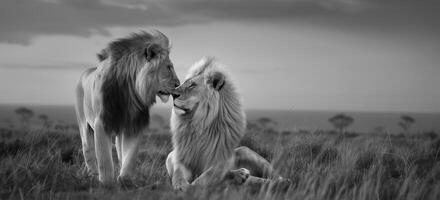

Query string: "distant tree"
[[38, 114, 50, 128], [257, 117, 277, 131], [15, 107, 34, 128], [329, 113, 354, 135], [399, 115, 415, 134]]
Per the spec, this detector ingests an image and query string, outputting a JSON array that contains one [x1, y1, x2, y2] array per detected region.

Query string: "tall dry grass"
[[0, 125, 439, 200]]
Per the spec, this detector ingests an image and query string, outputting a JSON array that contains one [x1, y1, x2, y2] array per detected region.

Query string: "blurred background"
[[0, 0, 439, 133]]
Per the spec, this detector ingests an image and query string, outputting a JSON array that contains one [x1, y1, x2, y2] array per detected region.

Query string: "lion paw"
[[81, 167, 98, 178], [227, 168, 250, 185], [173, 183, 190, 192], [172, 177, 190, 192], [117, 175, 142, 189]]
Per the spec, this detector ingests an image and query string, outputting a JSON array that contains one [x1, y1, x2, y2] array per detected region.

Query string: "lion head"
[[98, 30, 180, 133], [172, 57, 243, 125]]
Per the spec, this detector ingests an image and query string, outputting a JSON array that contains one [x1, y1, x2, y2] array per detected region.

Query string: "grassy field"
[[0, 124, 439, 200]]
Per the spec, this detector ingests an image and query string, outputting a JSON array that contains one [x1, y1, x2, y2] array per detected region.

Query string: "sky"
[[0, 0, 439, 112]]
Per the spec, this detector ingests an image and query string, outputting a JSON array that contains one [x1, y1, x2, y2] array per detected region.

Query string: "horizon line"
[[1, 103, 439, 114]]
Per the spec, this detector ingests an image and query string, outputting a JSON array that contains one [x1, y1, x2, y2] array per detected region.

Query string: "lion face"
[[172, 58, 225, 116], [149, 58, 180, 103], [172, 75, 205, 115], [98, 30, 180, 105]]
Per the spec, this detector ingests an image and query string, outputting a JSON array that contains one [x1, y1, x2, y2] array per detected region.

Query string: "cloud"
[[0, 0, 183, 44], [0, 61, 93, 70], [0, 0, 439, 45]]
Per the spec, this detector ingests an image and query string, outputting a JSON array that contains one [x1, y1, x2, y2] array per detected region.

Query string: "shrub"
[[381, 153, 406, 179], [355, 150, 378, 172]]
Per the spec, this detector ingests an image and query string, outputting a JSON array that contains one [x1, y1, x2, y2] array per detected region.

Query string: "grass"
[[0, 125, 439, 200]]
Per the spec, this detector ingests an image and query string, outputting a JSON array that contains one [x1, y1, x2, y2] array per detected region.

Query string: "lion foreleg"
[[234, 146, 280, 179], [165, 151, 175, 178], [80, 124, 98, 175], [166, 151, 192, 191], [94, 119, 114, 184], [118, 133, 140, 179], [172, 165, 191, 191], [115, 135, 122, 167], [192, 159, 249, 186]]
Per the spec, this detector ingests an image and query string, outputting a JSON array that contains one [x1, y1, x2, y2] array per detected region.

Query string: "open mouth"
[[157, 91, 170, 103]]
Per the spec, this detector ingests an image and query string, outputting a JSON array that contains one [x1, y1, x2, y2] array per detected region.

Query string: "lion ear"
[[207, 71, 225, 91], [145, 43, 162, 61], [97, 48, 108, 62]]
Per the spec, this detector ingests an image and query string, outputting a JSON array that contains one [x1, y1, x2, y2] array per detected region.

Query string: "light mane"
[[171, 58, 246, 178]]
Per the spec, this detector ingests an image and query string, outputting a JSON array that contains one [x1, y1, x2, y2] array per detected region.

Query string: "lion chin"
[[172, 105, 188, 115], [157, 91, 170, 103]]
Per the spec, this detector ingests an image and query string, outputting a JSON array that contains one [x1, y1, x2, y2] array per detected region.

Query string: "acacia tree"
[[38, 114, 50, 128], [399, 115, 415, 134], [329, 113, 354, 135], [15, 107, 34, 128]]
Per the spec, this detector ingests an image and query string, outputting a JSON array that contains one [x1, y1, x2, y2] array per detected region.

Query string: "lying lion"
[[166, 57, 281, 190]]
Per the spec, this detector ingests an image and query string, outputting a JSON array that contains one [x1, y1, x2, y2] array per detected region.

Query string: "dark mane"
[[107, 32, 155, 64], [99, 31, 167, 134]]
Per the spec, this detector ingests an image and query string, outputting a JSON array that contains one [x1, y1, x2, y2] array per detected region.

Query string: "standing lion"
[[166, 57, 281, 191], [75, 30, 180, 185]]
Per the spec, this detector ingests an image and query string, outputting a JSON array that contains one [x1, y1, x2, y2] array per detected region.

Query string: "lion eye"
[[189, 83, 196, 88]]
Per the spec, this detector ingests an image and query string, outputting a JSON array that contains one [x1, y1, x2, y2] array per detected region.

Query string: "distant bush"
[[355, 150, 378, 172], [0, 139, 27, 157], [381, 153, 406, 179], [422, 131, 439, 139]]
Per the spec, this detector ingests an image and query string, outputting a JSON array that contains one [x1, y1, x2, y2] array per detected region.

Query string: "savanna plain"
[[0, 106, 439, 200]]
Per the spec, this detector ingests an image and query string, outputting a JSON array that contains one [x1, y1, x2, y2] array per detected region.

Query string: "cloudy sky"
[[0, 0, 439, 112]]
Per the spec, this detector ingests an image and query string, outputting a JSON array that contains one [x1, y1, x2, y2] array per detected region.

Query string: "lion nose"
[[172, 93, 180, 99]]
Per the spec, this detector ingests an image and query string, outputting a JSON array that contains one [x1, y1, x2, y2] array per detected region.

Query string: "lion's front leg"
[[115, 135, 122, 167], [234, 146, 281, 179], [191, 167, 250, 187], [79, 123, 98, 176], [117, 133, 141, 183], [225, 168, 250, 185], [166, 151, 192, 191], [172, 166, 191, 191], [94, 119, 114, 184], [192, 160, 249, 186]]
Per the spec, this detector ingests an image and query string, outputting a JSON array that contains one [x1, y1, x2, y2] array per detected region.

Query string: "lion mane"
[[97, 31, 171, 135], [170, 58, 246, 178]]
